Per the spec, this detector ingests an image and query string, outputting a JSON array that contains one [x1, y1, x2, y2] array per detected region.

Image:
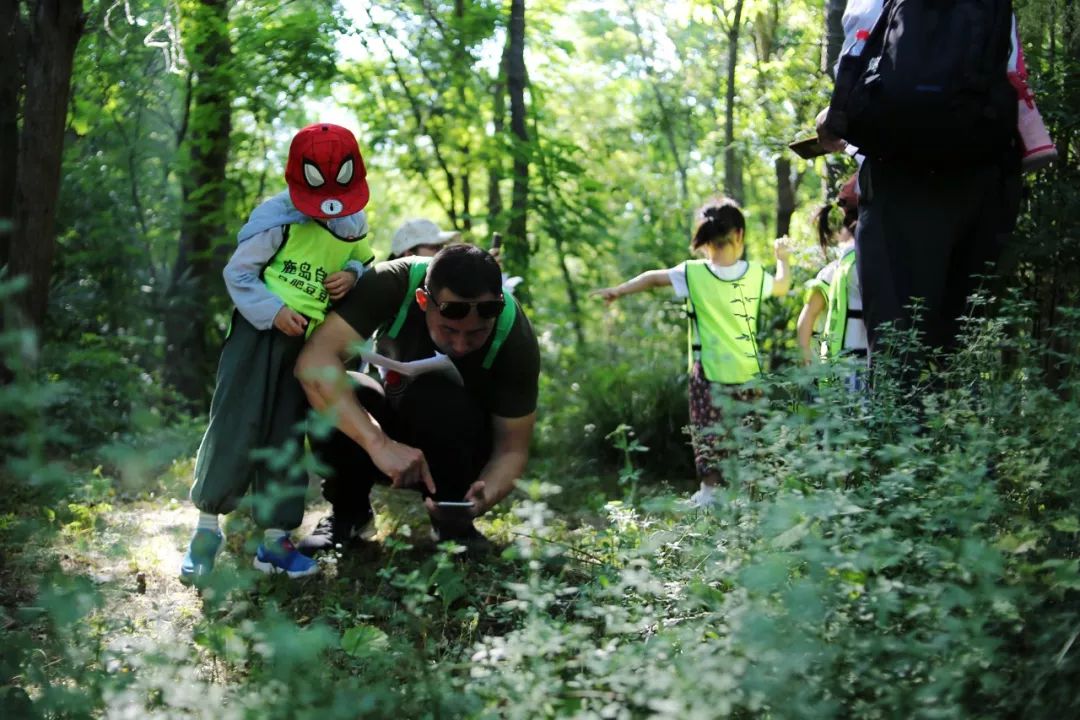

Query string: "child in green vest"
[[797, 175, 867, 372], [180, 123, 376, 584], [592, 197, 791, 507]]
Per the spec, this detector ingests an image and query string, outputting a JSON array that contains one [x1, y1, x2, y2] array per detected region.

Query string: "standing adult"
[[294, 244, 540, 551], [817, 0, 1021, 367]]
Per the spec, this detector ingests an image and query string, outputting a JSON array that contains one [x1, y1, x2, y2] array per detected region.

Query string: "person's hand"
[[324, 270, 357, 301], [273, 306, 308, 336], [815, 108, 848, 153], [590, 287, 621, 304], [774, 237, 792, 262], [368, 434, 436, 494], [422, 497, 479, 540], [464, 480, 489, 516]]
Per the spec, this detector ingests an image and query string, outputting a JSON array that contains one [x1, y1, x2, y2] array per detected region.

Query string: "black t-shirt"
[[334, 258, 540, 418]]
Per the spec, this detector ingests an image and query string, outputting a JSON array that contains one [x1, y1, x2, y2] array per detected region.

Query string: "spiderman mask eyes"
[[337, 158, 353, 184], [303, 157, 354, 188], [303, 161, 325, 188]]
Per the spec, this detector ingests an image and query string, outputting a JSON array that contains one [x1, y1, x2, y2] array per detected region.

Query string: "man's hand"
[[274, 306, 308, 336], [815, 108, 848, 153], [368, 434, 436, 494], [463, 480, 489, 516], [422, 498, 478, 539], [324, 270, 357, 301]]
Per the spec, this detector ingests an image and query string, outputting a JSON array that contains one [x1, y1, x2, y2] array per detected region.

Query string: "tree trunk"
[[487, 43, 508, 235], [7, 0, 84, 333], [723, 0, 745, 202], [822, 0, 848, 197], [824, 0, 846, 77], [553, 231, 585, 347], [486, 85, 505, 234], [0, 0, 23, 272], [165, 0, 233, 406], [366, 6, 459, 228], [774, 156, 796, 237], [455, 0, 471, 231], [504, 0, 529, 285], [626, 1, 689, 207]]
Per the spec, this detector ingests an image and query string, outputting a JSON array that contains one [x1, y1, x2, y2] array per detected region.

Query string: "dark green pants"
[[189, 312, 309, 529]]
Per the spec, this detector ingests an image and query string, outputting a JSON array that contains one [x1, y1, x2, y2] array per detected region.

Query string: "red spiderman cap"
[[285, 123, 370, 219]]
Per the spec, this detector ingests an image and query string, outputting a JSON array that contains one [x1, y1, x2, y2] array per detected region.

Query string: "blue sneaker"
[[179, 528, 224, 585], [253, 535, 319, 578]]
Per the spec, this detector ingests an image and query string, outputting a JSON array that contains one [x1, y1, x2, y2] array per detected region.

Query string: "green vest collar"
[[385, 258, 516, 369]]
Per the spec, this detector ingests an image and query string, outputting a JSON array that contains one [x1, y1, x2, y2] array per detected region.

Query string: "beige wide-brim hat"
[[390, 218, 461, 256]]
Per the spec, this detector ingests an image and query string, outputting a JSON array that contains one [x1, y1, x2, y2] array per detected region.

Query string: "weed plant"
[[3, 292, 1079, 718]]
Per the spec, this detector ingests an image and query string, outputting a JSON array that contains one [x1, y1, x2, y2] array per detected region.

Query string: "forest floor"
[[36, 452, 645, 689]]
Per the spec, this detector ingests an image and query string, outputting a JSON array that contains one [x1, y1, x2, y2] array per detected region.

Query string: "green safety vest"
[[385, 258, 516, 369], [262, 221, 374, 336], [685, 260, 765, 384], [820, 249, 859, 360]]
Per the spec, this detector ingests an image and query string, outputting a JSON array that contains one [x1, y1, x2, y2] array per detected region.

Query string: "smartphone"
[[788, 135, 827, 160], [436, 501, 475, 508], [490, 232, 502, 251]]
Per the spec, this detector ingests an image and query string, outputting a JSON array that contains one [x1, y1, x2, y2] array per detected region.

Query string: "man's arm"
[[296, 312, 435, 492], [818, 0, 885, 150], [425, 412, 535, 519]]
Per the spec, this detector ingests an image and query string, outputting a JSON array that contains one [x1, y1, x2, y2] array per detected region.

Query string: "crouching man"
[[295, 244, 540, 552]]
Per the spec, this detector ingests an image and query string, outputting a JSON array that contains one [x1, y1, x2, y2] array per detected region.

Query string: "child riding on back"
[[180, 123, 375, 584]]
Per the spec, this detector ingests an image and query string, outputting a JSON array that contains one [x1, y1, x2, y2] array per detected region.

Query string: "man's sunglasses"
[[423, 288, 505, 319]]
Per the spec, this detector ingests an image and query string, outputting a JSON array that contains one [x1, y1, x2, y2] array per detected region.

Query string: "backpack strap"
[[482, 297, 517, 369], [387, 259, 431, 339], [386, 256, 515, 369], [257, 224, 291, 283], [684, 262, 703, 358]]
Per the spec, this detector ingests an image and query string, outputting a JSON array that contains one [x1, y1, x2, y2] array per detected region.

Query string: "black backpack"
[[825, 0, 1017, 166]]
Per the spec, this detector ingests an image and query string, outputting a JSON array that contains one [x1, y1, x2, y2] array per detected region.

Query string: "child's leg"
[[247, 330, 319, 578], [247, 336, 310, 533], [687, 364, 724, 505], [189, 316, 294, 520]]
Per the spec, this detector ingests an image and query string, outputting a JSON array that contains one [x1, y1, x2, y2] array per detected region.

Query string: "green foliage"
[[605, 423, 649, 503], [536, 298, 695, 484], [465, 302, 1080, 718], [12, 1, 1080, 717], [7, 296, 1080, 718], [37, 333, 185, 451]]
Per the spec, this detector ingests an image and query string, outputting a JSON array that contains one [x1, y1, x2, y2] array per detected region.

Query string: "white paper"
[[359, 349, 464, 386]]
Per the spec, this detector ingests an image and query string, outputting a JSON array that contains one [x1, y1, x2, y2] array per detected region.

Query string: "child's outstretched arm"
[[771, 238, 793, 297], [797, 292, 827, 365], [591, 270, 673, 303]]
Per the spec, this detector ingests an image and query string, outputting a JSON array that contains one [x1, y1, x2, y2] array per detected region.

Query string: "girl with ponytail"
[[591, 197, 792, 507], [796, 175, 867, 368]]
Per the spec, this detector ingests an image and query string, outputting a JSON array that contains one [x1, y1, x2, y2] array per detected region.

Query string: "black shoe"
[[297, 507, 375, 556], [430, 519, 493, 555]]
